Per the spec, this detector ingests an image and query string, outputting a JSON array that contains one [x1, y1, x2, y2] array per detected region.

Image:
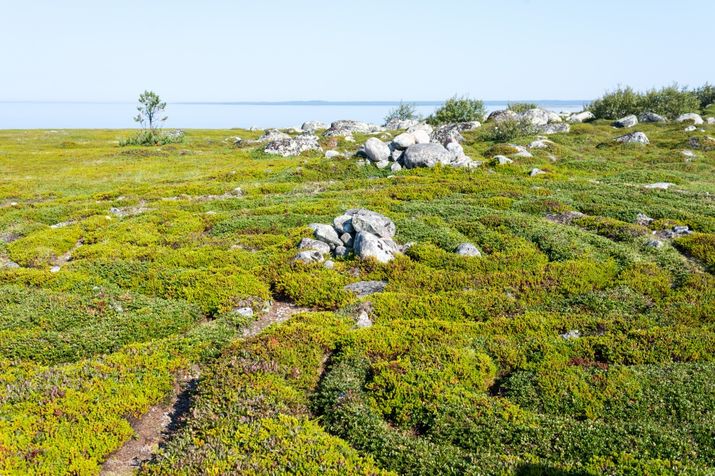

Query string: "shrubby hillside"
[[1, 104, 714, 474]]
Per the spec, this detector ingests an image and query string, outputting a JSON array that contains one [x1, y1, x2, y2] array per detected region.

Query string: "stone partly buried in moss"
[[295, 209, 405, 264], [264, 133, 322, 157], [615, 131, 650, 144]]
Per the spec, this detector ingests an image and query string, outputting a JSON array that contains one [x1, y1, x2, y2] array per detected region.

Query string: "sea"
[[0, 100, 590, 130]]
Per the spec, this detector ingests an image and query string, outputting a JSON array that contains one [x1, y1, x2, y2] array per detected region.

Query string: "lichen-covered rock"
[[259, 129, 291, 142], [676, 113, 704, 124], [614, 115, 638, 128], [615, 132, 649, 144], [309, 223, 342, 247], [350, 209, 396, 239], [384, 118, 419, 130], [364, 138, 391, 162], [353, 231, 398, 263], [493, 155, 513, 165], [392, 132, 416, 149], [639, 112, 667, 123], [403, 143, 453, 168], [324, 120, 383, 137], [430, 122, 481, 146], [301, 121, 328, 132], [344, 280, 387, 297], [487, 110, 519, 123], [265, 135, 321, 157], [294, 250, 325, 264], [538, 123, 570, 134], [567, 111, 595, 123], [454, 243, 481, 257]]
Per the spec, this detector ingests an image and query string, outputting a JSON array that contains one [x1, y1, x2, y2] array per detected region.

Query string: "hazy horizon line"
[[0, 99, 593, 106]]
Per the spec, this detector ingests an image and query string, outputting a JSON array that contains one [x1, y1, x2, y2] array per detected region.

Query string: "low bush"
[[589, 84, 701, 119], [119, 129, 184, 146], [507, 102, 538, 113], [481, 118, 539, 142], [427, 95, 486, 125], [384, 102, 420, 124]]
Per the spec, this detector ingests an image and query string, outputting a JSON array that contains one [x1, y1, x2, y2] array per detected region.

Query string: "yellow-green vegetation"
[[0, 114, 714, 475]]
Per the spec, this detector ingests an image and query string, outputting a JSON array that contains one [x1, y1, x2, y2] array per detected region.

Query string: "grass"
[[0, 118, 714, 474]]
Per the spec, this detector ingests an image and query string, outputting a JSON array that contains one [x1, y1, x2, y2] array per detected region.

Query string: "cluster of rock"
[[264, 134, 321, 157], [487, 108, 571, 134], [323, 120, 384, 138], [360, 122, 481, 170], [294, 209, 406, 264]]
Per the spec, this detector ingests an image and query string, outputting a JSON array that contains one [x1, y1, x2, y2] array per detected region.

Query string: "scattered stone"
[[688, 136, 715, 150], [294, 250, 325, 264], [309, 223, 342, 247], [529, 168, 546, 177], [676, 113, 704, 125], [353, 231, 399, 263], [707, 117, 715, 124], [384, 118, 420, 130], [635, 213, 654, 226], [402, 143, 453, 168], [233, 307, 254, 318], [50, 266, 61, 273], [546, 211, 585, 225], [375, 160, 390, 169], [325, 150, 342, 159], [644, 182, 673, 190], [673, 225, 691, 234], [430, 122, 481, 146], [615, 131, 649, 144], [684, 125, 697, 132], [344, 280, 387, 297], [646, 239, 664, 248], [258, 129, 291, 142], [560, 330, 581, 340], [351, 209, 396, 238], [233, 137, 243, 146], [454, 243, 481, 257], [493, 155, 513, 165], [356, 310, 373, 328], [567, 111, 595, 123], [639, 112, 667, 123], [390, 162, 402, 172], [681, 149, 696, 158], [511, 145, 533, 158], [323, 260, 335, 270], [364, 138, 391, 162], [614, 115, 638, 128], [298, 237, 331, 256], [301, 121, 328, 132], [529, 139, 554, 149], [538, 123, 570, 135], [265, 134, 321, 157], [324, 120, 384, 137]]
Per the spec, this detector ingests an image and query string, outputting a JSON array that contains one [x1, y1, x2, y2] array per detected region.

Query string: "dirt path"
[[100, 300, 310, 476]]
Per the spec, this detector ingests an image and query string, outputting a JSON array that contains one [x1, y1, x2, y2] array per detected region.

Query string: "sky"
[[1, 0, 714, 102]]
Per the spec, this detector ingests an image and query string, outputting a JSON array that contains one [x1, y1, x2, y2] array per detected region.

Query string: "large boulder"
[[615, 131, 649, 144], [614, 115, 638, 128], [392, 132, 416, 149], [487, 109, 519, 123], [385, 118, 419, 130], [264, 134, 321, 157], [301, 121, 328, 132], [402, 143, 453, 168], [350, 209, 396, 239], [430, 122, 481, 146], [363, 138, 391, 162], [519, 108, 551, 126], [639, 112, 667, 123], [567, 111, 595, 123], [676, 113, 704, 124], [298, 237, 331, 256], [353, 231, 399, 263], [324, 120, 384, 137], [258, 129, 291, 142]]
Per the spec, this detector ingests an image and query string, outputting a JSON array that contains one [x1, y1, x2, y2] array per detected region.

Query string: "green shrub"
[[674, 232, 715, 272], [427, 95, 486, 125], [588, 86, 642, 119], [481, 118, 539, 142], [507, 102, 538, 113], [641, 84, 699, 119], [694, 82, 715, 109], [384, 102, 420, 124], [119, 129, 184, 146]]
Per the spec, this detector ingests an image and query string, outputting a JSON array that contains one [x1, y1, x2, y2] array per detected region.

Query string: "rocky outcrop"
[[567, 111, 595, 123], [258, 129, 291, 142], [324, 120, 384, 137], [264, 134, 322, 157], [614, 115, 638, 128], [301, 121, 328, 132], [295, 209, 404, 264], [676, 113, 704, 124], [615, 131, 649, 145], [430, 121, 481, 145]]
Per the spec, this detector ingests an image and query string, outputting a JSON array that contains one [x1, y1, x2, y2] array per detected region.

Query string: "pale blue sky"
[[2, 0, 713, 102]]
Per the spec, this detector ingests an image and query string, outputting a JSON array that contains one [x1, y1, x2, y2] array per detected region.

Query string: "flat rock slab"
[[344, 280, 388, 298]]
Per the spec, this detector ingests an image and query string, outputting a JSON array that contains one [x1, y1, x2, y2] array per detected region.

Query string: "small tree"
[[134, 90, 167, 131], [427, 95, 486, 125], [384, 102, 420, 124]]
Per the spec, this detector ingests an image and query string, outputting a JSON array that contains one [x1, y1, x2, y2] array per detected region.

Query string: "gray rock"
[[407, 123, 434, 135], [530, 168, 546, 177], [392, 132, 416, 149], [493, 155, 513, 165], [487, 109, 519, 123], [673, 225, 691, 234], [294, 250, 325, 264], [639, 112, 667, 123], [707, 117, 715, 124], [324, 120, 384, 137], [259, 129, 291, 142], [684, 125, 697, 132], [403, 143, 453, 168], [615, 131, 649, 144], [519, 108, 550, 126], [454, 243, 481, 257], [560, 330, 581, 340], [375, 160, 390, 169], [265, 135, 321, 157], [350, 209, 396, 239], [340, 232, 354, 247], [635, 213, 654, 226], [344, 280, 387, 297], [298, 237, 331, 255], [384, 118, 419, 130], [301, 121, 328, 132], [411, 129, 431, 144], [567, 111, 595, 123], [646, 239, 664, 248], [364, 138, 391, 162], [233, 307, 254, 318], [309, 223, 342, 247], [323, 260, 335, 270], [511, 145, 533, 158], [538, 123, 570, 135], [333, 214, 355, 234], [334, 246, 348, 258], [681, 149, 696, 158], [356, 310, 373, 328], [644, 182, 673, 190], [431, 122, 480, 146], [325, 150, 342, 159], [676, 113, 704, 124], [390, 162, 402, 172], [353, 231, 398, 263], [391, 149, 404, 161], [614, 115, 638, 128], [529, 139, 554, 149]]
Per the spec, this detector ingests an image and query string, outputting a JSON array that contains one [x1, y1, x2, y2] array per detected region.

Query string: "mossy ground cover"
[[0, 119, 713, 474]]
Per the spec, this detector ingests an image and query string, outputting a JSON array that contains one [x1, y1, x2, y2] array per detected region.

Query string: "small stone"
[[615, 132, 649, 145], [334, 245, 348, 258], [390, 162, 402, 172], [560, 330, 581, 340], [309, 223, 342, 246], [298, 237, 331, 255], [323, 260, 335, 270], [454, 243, 481, 257], [684, 125, 697, 132], [340, 232, 354, 248], [673, 225, 690, 234], [233, 307, 254, 318], [325, 150, 342, 159], [493, 155, 513, 165], [294, 250, 325, 264], [50, 266, 61, 273], [375, 160, 390, 169], [613, 115, 638, 128], [530, 168, 546, 177], [356, 310, 373, 328], [647, 239, 664, 248], [644, 182, 673, 190], [635, 213, 654, 226], [676, 113, 704, 125], [344, 280, 388, 297]]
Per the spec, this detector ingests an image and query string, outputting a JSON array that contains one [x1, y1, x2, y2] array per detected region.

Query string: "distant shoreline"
[[0, 100, 592, 106]]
